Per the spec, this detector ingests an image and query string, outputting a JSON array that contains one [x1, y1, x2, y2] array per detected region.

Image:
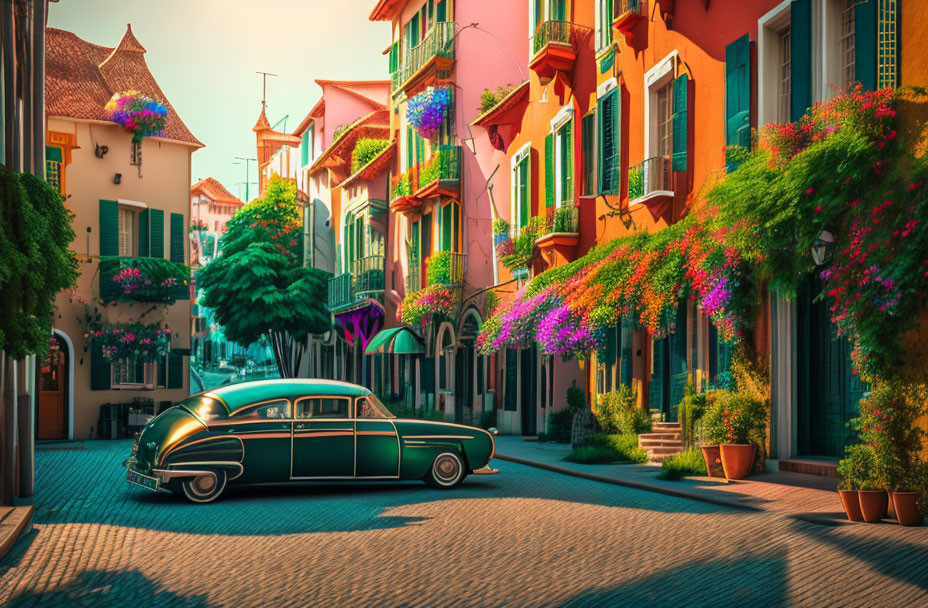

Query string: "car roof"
[[205, 379, 371, 413]]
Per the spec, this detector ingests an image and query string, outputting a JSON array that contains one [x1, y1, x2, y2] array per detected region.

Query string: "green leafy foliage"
[[0, 168, 78, 358], [99, 256, 189, 303], [565, 433, 648, 464], [197, 178, 330, 375], [595, 385, 651, 435], [837, 443, 880, 491], [657, 447, 709, 480], [425, 250, 453, 285], [700, 390, 766, 445], [351, 138, 390, 173], [478, 84, 516, 115]]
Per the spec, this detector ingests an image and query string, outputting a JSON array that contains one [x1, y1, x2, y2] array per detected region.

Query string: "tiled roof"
[[253, 105, 271, 131], [191, 177, 243, 205], [370, 0, 405, 21], [308, 109, 391, 175], [46, 25, 203, 147], [292, 80, 389, 137]]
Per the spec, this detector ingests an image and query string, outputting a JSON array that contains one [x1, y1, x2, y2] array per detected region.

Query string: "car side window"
[[355, 397, 387, 419], [234, 399, 291, 420], [296, 397, 349, 419]]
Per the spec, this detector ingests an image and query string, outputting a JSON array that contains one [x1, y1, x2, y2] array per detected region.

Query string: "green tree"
[[0, 166, 78, 358], [196, 178, 331, 377]]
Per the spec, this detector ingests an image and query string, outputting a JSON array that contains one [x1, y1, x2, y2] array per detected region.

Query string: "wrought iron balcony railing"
[[393, 22, 456, 91], [425, 251, 465, 286], [628, 156, 674, 201], [533, 20, 575, 55], [327, 272, 352, 310], [406, 261, 422, 294], [352, 254, 385, 296], [544, 203, 579, 234], [390, 145, 461, 201]]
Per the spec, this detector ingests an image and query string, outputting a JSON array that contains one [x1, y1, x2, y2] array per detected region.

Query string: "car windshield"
[[180, 396, 227, 422]]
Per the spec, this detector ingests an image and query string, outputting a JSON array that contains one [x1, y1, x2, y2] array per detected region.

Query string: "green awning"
[[365, 327, 425, 355]]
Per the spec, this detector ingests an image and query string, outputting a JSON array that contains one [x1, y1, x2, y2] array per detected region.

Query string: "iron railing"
[[393, 22, 456, 91], [390, 145, 461, 200], [533, 20, 575, 55], [406, 261, 422, 293], [352, 254, 385, 296], [327, 272, 352, 310], [545, 203, 579, 234], [628, 156, 674, 201]]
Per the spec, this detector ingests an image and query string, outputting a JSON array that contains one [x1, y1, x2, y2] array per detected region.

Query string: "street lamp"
[[811, 230, 836, 266]]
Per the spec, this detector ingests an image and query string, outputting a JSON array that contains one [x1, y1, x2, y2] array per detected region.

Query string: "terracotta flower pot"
[[891, 492, 924, 526], [858, 490, 887, 523], [720, 444, 755, 480], [700, 445, 724, 478], [838, 490, 864, 522]]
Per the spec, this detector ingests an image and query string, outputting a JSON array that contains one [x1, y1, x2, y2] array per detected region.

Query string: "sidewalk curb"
[[0, 505, 34, 561], [495, 453, 762, 513]]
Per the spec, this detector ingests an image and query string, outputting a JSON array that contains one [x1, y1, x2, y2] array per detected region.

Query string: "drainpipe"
[[3, 0, 19, 169], [32, 0, 44, 175]]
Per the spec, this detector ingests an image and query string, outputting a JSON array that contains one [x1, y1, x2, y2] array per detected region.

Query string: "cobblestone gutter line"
[[493, 453, 762, 512]]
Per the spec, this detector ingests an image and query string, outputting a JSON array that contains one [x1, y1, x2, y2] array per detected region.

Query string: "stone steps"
[[639, 422, 684, 462]]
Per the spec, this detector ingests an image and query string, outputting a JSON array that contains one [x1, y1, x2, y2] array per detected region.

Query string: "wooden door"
[[520, 348, 538, 435], [38, 348, 67, 440]]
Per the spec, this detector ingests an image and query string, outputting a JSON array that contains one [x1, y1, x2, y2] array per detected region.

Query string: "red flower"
[[806, 187, 815, 195]]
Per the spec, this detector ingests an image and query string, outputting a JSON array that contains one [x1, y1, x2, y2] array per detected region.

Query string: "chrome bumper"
[[472, 464, 499, 475]]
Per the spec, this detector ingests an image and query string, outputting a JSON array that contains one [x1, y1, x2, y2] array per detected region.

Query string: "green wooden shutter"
[[90, 344, 111, 390], [157, 355, 167, 387], [597, 89, 620, 195], [388, 41, 399, 73], [649, 338, 665, 412], [854, 0, 878, 91], [149, 209, 165, 258], [790, 0, 813, 121], [168, 353, 184, 389], [725, 33, 751, 171], [504, 349, 518, 411], [410, 220, 420, 264], [441, 203, 452, 251], [99, 200, 119, 257], [544, 133, 554, 207], [138, 209, 150, 257], [416, 135, 425, 167], [436, 0, 447, 22], [610, 90, 621, 195], [170, 213, 185, 263], [562, 119, 573, 202], [668, 303, 688, 420], [672, 73, 688, 172], [519, 157, 530, 229], [301, 130, 310, 166], [620, 317, 634, 387], [581, 113, 595, 195], [406, 126, 414, 170]]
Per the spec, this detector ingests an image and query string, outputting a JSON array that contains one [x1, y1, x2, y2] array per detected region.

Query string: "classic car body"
[[125, 379, 497, 502]]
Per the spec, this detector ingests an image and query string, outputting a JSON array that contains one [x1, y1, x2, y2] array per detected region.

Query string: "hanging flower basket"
[[398, 284, 454, 328], [406, 87, 451, 140], [105, 90, 168, 142], [85, 323, 173, 363]]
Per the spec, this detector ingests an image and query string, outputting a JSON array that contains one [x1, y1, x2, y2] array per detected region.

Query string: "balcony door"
[[421, 212, 433, 286]]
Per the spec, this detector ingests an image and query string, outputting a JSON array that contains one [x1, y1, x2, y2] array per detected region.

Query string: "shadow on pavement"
[[557, 552, 789, 607], [3, 568, 212, 608]]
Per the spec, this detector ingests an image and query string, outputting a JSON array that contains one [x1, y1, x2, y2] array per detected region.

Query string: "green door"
[[520, 347, 538, 435], [668, 303, 688, 422], [228, 399, 293, 484], [355, 397, 400, 478], [291, 396, 354, 478], [649, 337, 667, 415]]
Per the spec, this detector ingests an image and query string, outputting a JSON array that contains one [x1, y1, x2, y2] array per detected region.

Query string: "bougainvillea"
[[105, 90, 168, 142], [406, 87, 451, 140], [398, 284, 454, 328], [85, 323, 173, 363]]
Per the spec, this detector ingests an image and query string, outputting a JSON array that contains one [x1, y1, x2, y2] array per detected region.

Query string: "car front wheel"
[[425, 451, 465, 488], [180, 469, 227, 503]]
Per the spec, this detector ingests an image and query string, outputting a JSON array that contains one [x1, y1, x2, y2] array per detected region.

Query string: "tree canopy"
[[196, 178, 331, 377], [0, 166, 78, 359]]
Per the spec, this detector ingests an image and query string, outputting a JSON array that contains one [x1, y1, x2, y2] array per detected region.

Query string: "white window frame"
[[510, 142, 532, 232], [117, 206, 137, 257], [642, 51, 678, 162], [112, 358, 156, 389], [822, 0, 854, 99], [595, 0, 614, 54], [550, 106, 575, 208], [758, 1, 793, 128]]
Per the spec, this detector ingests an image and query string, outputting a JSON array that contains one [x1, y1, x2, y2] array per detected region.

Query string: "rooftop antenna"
[[255, 71, 278, 109]]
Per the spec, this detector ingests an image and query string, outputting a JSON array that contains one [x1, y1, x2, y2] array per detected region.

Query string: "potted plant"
[[889, 463, 926, 526], [836, 444, 876, 522], [710, 391, 764, 480], [694, 391, 724, 478]]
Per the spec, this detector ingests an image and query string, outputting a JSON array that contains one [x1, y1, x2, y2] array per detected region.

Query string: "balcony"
[[530, 20, 579, 80], [612, 0, 645, 45], [392, 22, 455, 96], [628, 156, 674, 205], [99, 256, 190, 304], [425, 251, 465, 287], [390, 145, 461, 206], [406, 260, 422, 294], [327, 254, 386, 312], [536, 203, 580, 269]]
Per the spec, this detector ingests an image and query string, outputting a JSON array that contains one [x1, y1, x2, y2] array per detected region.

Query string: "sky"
[[48, 0, 391, 201]]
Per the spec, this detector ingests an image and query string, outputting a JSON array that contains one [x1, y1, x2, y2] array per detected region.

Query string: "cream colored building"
[[41, 25, 202, 440]]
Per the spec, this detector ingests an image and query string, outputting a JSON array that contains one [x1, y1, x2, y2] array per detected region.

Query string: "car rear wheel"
[[425, 451, 465, 488], [180, 469, 227, 503]]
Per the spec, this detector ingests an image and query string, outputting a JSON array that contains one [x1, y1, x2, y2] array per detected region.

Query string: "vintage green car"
[[124, 379, 498, 503]]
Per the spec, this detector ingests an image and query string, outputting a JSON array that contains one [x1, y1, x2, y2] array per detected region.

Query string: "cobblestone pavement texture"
[[1, 440, 926, 607]]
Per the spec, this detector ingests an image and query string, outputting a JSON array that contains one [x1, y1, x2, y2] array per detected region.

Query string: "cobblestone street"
[[0, 441, 926, 607]]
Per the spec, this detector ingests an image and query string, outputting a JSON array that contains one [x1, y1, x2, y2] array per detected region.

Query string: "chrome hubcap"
[[434, 454, 461, 484], [192, 475, 216, 495]]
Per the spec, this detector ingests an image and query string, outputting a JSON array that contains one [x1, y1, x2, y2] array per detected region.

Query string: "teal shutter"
[[99, 200, 119, 257], [581, 112, 595, 195], [168, 353, 184, 389], [519, 157, 530, 229], [668, 303, 688, 421], [544, 133, 554, 207], [149, 209, 165, 258], [388, 41, 399, 73], [170, 213, 185, 263], [790, 0, 813, 121], [416, 135, 425, 165], [620, 317, 634, 387], [649, 338, 665, 412], [854, 0, 877, 91], [441, 203, 451, 251], [138, 209, 150, 257], [406, 126, 414, 170], [90, 345, 111, 390], [158, 355, 167, 387], [597, 89, 621, 195], [301, 130, 310, 166], [436, 0, 447, 22], [562, 119, 572, 203], [725, 34, 751, 171], [672, 74, 688, 172]]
